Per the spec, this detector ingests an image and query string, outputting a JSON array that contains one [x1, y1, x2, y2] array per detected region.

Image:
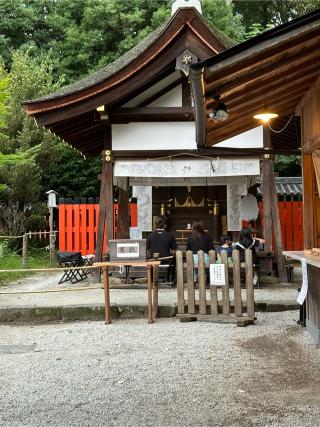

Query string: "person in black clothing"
[[235, 227, 265, 286], [216, 234, 233, 259], [186, 221, 213, 284], [147, 216, 177, 284]]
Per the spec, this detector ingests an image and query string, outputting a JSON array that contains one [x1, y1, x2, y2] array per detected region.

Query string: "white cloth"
[[240, 194, 259, 221]]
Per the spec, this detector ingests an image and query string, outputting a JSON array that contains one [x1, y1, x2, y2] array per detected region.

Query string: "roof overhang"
[[190, 8, 320, 151]]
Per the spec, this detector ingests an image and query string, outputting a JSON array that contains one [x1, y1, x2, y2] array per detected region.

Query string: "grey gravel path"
[[1, 311, 319, 427]]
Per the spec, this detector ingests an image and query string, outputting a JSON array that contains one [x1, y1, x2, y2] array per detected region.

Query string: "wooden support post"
[[153, 265, 159, 319], [245, 249, 255, 318], [220, 251, 230, 315], [103, 266, 112, 324], [147, 266, 153, 324], [198, 251, 206, 315], [186, 250, 195, 314], [262, 125, 273, 272], [94, 126, 113, 282], [232, 249, 242, 317], [270, 171, 287, 282], [302, 153, 316, 248], [22, 233, 28, 269], [209, 250, 218, 315], [117, 186, 129, 239], [176, 250, 184, 314]]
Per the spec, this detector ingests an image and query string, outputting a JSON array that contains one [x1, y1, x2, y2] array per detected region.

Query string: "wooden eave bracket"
[[302, 134, 320, 153]]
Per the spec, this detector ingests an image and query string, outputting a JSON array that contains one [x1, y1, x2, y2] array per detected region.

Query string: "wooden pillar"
[[263, 125, 286, 282], [302, 153, 316, 248], [117, 186, 129, 239], [94, 125, 113, 282], [262, 125, 273, 254]]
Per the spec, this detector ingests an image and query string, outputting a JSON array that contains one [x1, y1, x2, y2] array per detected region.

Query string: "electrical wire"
[[267, 112, 294, 134], [147, 152, 219, 161]]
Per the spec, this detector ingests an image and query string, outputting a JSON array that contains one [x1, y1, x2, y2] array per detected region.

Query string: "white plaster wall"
[[147, 85, 182, 107], [112, 121, 197, 150], [215, 126, 263, 149]]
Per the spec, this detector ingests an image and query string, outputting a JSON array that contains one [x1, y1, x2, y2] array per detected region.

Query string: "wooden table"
[[93, 260, 160, 324]]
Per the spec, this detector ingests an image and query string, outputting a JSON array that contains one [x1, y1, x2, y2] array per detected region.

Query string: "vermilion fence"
[[259, 201, 303, 251], [58, 200, 303, 255], [59, 200, 138, 255]]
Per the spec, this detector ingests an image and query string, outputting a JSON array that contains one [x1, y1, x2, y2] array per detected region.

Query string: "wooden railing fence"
[[176, 249, 255, 326]]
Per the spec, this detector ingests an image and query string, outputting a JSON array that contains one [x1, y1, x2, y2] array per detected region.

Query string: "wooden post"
[[220, 251, 230, 315], [176, 250, 184, 314], [263, 125, 287, 282], [147, 266, 153, 324], [232, 249, 242, 317], [153, 265, 159, 319], [94, 125, 113, 282], [186, 250, 195, 314], [270, 171, 287, 283], [22, 233, 28, 269], [262, 125, 273, 272], [49, 206, 55, 267], [302, 153, 316, 248], [198, 250, 206, 315], [209, 250, 218, 315], [245, 249, 255, 318], [117, 186, 129, 239], [103, 266, 112, 324]]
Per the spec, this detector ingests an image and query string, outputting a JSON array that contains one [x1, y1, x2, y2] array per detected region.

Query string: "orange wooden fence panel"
[[258, 201, 303, 251], [59, 202, 138, 255]]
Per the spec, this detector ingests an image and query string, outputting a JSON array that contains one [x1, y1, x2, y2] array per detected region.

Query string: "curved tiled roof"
[[25, 8, 233, 105]]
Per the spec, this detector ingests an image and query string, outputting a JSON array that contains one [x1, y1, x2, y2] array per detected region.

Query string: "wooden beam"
[[206, 38, 320, 96], [205, 26, 320, 86], [109, 107, 194, 123], [217, 57, 320, 106]]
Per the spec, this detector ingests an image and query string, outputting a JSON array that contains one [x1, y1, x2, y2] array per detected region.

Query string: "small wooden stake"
[[176, 250, 184, 314], [232, 249, 242, 317], [198, 250, 206, 315], [186, 250, 195, 314], [209, 250, 218, 315], [245, 249, 255, 318]]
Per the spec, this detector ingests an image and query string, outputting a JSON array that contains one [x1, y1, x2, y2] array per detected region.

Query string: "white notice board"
[[210, 264, 226, 286], [116, 242, 140, 258]]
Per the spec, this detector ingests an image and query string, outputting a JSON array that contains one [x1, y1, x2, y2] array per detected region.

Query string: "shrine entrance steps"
[[176, 249, 255, 326]]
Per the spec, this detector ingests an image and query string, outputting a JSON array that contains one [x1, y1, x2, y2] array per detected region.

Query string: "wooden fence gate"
[[176, 249, 255, 326]]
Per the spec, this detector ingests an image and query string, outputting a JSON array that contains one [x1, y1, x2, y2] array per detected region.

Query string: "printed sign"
[[210, 264, 226, 286], [297, 259, 308, 305], [116, 242, 140, 258], [129, 227, 142, 240]]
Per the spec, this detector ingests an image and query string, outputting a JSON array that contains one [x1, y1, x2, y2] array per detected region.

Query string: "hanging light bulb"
[[253, 94, 278, 122]]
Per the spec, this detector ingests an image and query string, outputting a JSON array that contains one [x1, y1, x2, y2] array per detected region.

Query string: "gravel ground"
[[1, 311, 320, 427]]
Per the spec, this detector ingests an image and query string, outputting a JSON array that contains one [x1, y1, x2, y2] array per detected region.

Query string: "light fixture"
[[209, 95, 228, 122], [253, 94, 278, 122], [95, 105, 109, 121]]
